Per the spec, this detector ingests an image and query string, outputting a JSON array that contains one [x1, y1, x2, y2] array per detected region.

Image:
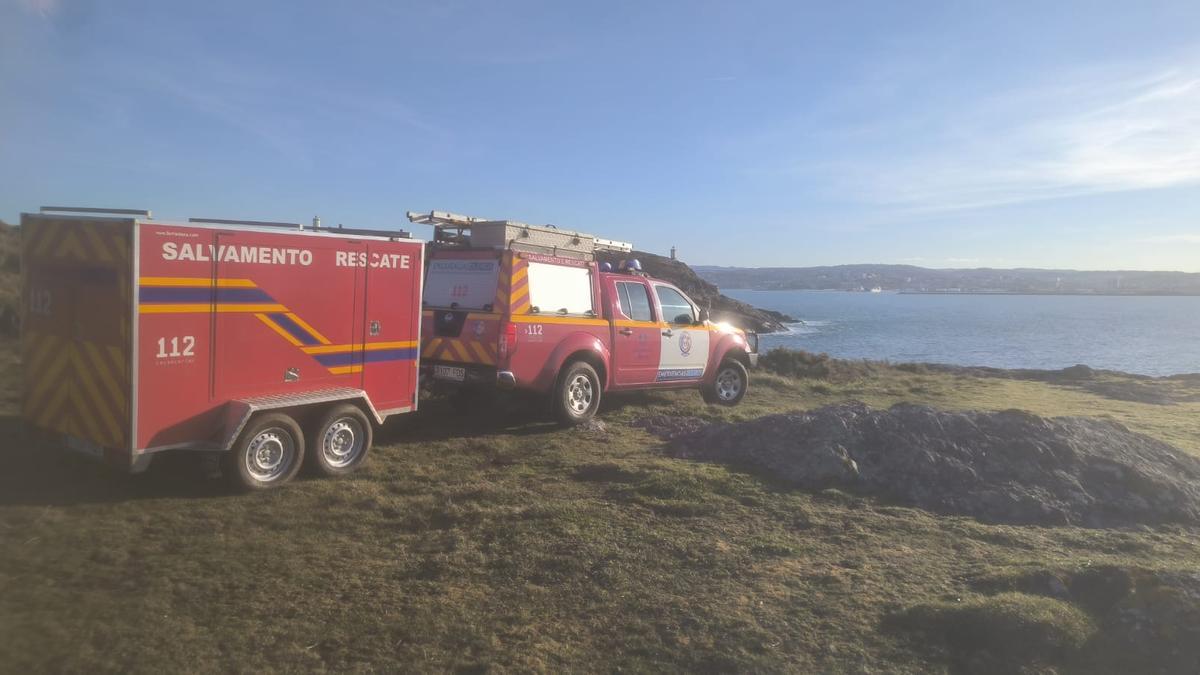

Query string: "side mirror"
[[697, 308, 710, 324]]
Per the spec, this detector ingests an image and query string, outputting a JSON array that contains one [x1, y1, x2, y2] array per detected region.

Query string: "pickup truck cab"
[[410, 211, 758, 425]]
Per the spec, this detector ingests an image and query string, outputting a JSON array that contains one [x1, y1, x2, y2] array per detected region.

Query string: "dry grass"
[[1, 340, 1198, 672]]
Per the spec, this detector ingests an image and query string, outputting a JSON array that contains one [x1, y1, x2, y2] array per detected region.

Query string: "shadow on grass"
[[2, 388, 691, 506], [378, 389, 681, 445], [0, 414, 234, 507]]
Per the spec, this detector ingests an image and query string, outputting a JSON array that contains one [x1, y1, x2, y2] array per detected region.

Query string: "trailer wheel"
[[553, 360, 601, 426], [702, 359, 749, 406], [307, 404, 373, 477], [223, 413, 305, 491]]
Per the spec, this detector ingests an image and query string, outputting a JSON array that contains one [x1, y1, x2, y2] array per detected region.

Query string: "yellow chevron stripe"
[[284, 313, 331, 345], [28, 347, 72, 403], [423, 337, 443, 357], [105, 345, 126, 381], [24, 334, 58, 379], [56, 230, 89, 260], [69, 387, 109, 446], [510, 265, 528, 285], [33, 224, 58, 257], [469, 341, 493, 365], [35, 382, 70, 430], [82, 341, 126, 409], [447, 340, 472, 362], [256, 313, 304, 346], [139, 303, 287, 314], [71, 347, 123, 443], [139, 277, 257, 287], [79, 226, 114, 263], [109, 231, 130, 263]]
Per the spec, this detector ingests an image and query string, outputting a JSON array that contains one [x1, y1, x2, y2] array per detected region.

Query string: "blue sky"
[[3, 0, 1199, 270]]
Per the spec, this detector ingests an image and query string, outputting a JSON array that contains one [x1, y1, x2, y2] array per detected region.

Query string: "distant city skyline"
[[2, 0, 1198, 271]]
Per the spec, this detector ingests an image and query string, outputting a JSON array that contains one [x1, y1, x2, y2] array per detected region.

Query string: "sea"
[[724, 290, 1200, 377]]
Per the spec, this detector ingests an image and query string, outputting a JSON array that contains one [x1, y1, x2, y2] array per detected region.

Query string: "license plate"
[[433, 365, 466, 382]]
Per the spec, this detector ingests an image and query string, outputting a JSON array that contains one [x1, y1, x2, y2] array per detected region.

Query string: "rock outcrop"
[[639, 403, 1200, 527]]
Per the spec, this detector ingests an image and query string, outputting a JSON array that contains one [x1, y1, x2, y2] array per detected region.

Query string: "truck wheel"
[[307, 403, 373, 477], [702, 359, 749, 406], [223, 413, 305, 491], [554, 361, 601, 426]]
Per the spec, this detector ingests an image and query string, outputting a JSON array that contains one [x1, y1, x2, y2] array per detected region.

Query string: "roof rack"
[[406, 209, 632, 257], [189, 217, 301, 228], [40, 206, 152, 217], [188, 217, 410, 239]]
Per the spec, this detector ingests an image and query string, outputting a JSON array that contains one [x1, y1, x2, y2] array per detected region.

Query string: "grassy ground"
[[1, 339, 1198, 673]]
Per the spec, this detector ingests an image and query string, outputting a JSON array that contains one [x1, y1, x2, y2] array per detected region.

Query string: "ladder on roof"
[[406, 210, 633, 254]]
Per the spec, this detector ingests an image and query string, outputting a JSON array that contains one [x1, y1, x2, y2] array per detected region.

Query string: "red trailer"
[[21, 207, 423, 489]]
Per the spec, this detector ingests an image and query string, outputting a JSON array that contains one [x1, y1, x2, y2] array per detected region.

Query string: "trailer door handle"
[[619, 328, 634, 336]]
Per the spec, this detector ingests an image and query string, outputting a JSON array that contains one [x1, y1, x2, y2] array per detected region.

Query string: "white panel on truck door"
[[654, 284, 709, 381], [527, 262, 594, 315]]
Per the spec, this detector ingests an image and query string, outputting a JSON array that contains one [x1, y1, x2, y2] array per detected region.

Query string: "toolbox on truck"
[[21, 207, 424, 489]]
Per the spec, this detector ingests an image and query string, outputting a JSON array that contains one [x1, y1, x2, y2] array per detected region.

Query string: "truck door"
[[652, 283, 710, 383], [608, 278, 660, 386]]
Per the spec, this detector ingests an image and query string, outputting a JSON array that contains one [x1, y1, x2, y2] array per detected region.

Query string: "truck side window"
[[655, 285, 695, 325], [616, 281, 654, 322]]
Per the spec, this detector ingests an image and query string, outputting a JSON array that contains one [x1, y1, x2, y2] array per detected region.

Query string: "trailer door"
[[360, 242, 421, 413], [212, 232, 366, 398], [21, 216, 133, 452]]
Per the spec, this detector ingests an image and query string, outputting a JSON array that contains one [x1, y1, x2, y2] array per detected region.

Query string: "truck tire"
[[702, 359, 749, 406], [307, 403, 373, 477], [223, 412, 305, 491], [553, 360, 602, 426]]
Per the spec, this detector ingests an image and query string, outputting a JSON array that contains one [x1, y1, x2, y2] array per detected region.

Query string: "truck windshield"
[[424, 258, 500, 310]]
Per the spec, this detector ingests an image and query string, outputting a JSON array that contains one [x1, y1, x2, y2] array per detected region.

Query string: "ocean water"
[[724, 290, 1200, 376]]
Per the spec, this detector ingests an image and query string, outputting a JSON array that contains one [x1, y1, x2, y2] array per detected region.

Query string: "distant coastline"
[[695, 263, 1200, 296], [898, 290, 1200, 296]]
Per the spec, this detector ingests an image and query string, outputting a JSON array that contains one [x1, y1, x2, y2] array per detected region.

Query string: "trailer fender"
[[536, 333, 611, 393], [220, 387, 384, 452]]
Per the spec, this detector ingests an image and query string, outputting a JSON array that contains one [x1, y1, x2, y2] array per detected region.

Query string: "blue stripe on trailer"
[[313, 348, 419, 368], [139, 287, 274, 304], [267, 313, 321, 346]]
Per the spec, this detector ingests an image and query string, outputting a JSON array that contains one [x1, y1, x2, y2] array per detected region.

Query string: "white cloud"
[[831, 62, 1200, 211]]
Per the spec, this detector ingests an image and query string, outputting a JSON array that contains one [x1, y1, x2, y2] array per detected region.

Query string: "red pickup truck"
[[410, 211, 759, 425]]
